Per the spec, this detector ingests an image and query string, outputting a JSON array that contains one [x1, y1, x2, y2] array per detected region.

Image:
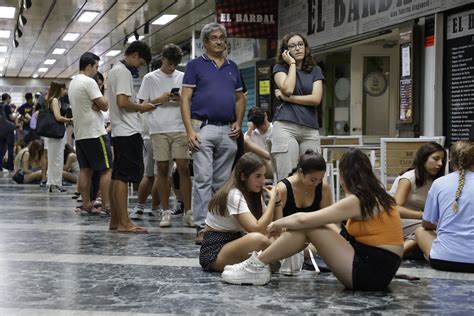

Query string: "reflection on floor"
[[0, 174, 473, 315]]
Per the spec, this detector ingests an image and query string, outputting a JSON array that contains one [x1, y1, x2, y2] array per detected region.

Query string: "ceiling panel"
[[0, 0, 215, 79]]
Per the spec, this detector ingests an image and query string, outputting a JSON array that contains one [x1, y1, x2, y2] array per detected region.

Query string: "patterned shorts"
[[199, 231, 243, 271]]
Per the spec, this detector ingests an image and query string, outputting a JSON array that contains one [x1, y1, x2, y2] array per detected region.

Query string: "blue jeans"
[[192, 124, 237, 231], [271, 121, 320, 181], [0, 132, 14, 170]]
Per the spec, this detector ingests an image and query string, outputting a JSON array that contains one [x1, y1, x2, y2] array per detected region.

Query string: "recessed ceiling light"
[[78, 11, 100, 23], [52, 48, 66, 55], [32, 73, 39, 78], [62, 33, 80, 41], [0, 45, 8, 52], [0, 6, 16, 19], [0, 30, 11, 38], [38, 67, 48, 72], [105, 50, 121, 57], [44, 59, 56, 65], [128, 35, 144, 43], [0, 57, 6, 64], [152, 14, 177, 25]]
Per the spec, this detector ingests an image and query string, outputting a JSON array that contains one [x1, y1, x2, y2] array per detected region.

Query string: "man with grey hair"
[[180, 22, 245, 244]]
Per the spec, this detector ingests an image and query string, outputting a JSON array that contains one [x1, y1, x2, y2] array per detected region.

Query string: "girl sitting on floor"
[[200, 152, 279, 272], [389, 142, 446, 256]]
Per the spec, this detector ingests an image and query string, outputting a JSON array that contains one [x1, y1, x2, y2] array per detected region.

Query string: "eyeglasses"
[[288, 41, 305, 50], [209, 35, 226, 42]]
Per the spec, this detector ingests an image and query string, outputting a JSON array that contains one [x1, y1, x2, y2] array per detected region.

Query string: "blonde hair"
[[450, 140, 474, 212]]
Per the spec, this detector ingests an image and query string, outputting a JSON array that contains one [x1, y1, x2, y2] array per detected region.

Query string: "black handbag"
[[36, 106, 65, 139], [0, 104, 16, 138]]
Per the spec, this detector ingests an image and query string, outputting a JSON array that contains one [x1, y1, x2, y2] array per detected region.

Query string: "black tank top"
[[281, 178, 322, 217]]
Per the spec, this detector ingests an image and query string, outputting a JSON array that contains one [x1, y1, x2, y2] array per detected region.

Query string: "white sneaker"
[[145, 208, 161, 221], [130, 206, 146, 220], [221, 252, 271, 285], [183, 210, 194, 227], [159, 209, 172, 227]]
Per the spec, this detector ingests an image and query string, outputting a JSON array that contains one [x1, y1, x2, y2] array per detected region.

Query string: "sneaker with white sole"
[[145, 208, 161, 221], [130, 206, 146, 220], [170, 201, 184, 218], [221, 251, 271, 285], [159, 209, 172, 227], [183, 210, 194, 227], [48, 185, 67, 193]]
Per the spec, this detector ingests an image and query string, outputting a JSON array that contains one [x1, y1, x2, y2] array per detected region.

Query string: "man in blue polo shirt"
[[181, 22, 245, 244]]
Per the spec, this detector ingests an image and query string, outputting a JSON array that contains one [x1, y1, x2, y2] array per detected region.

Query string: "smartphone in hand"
[[170, 87, 180, 95]]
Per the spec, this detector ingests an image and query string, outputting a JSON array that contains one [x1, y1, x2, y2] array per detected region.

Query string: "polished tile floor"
[[0, 174, 473, 315]]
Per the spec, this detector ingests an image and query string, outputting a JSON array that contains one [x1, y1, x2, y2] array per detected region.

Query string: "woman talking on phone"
[[271, 33, 324, 181]]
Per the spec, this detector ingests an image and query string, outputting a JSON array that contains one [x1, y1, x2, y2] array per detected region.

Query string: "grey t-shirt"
[[272, 64, 325, 129]]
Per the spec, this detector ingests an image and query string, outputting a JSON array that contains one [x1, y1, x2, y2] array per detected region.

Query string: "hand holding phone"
[[170, 88, 180, 95]]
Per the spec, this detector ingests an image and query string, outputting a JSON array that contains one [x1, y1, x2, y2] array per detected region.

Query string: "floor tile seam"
[[0, 252, 201, 267], [0, 307, 165, 316], [0, 224, 196, 233]]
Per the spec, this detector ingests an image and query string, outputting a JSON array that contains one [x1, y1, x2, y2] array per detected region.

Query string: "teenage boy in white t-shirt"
[[107, 41, 155, 234], [68, 52, 111, 215], [137, 44, 194, 228]]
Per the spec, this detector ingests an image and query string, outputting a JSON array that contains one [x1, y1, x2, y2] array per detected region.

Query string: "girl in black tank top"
[[280, 178, 322, 217]]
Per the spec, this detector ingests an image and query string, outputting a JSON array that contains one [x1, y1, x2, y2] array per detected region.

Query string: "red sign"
[[216, 0, 278, 39]]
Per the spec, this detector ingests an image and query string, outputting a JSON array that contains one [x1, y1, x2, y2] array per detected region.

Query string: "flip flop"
[[117, 226, 148, 234], [99, 208, 111, 217], [75, 205, 101, 216]]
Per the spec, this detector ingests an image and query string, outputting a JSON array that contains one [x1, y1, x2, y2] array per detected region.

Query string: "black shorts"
[[430, 258, 474, 273], [199, 231, 243, 272], [341, 229, 401, 291], [111, 133, 144, 183], [76, 135, 113, 171]]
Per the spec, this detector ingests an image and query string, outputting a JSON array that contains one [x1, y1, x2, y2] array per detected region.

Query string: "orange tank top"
[[346, 208, 403, 246]]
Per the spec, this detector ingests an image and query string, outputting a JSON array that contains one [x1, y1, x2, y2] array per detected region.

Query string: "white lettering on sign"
[[219, 13, 275, 24]]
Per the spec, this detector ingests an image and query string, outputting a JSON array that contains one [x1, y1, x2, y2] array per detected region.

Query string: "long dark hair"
[[340, 148, 396, 219], [27, 140, 44, 163], [208, 153, 265, 218], [63, 143, 75, 165], [450, 140, 474, 212], [46, 81, 66, 109], [276, 32, 315, 73], [402, 142, 446, 188]]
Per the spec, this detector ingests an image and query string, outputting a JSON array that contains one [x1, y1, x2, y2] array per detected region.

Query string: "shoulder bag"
[[36, 104, 65, 139]]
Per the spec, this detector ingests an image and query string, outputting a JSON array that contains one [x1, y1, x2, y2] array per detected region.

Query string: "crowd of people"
[[1, 22, 473, 292]]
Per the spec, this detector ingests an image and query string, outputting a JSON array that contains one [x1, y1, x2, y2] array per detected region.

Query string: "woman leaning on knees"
[[222, 148, 404, 291], [199, 152, 280, 272], [415, 140, 474, 273], [12, 139, 44, 184], [271, 32, 324, 181], [389, 142, 446, 256]]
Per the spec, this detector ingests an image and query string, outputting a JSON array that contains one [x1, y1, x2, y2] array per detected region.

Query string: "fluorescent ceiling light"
[[44, 59, 56, 65], [0, 57, 6, 64], [0, 30, 11, 38], [52, 48, 66, 55], [78, 11, 100, 23], [105, 50, 121, 57], [152, 14, 177, 25], [32, 73, 39, 78], [0, 45, 7, 52], [63, 33, 80, 41], [0, 6, 16, 19], [128, 35, 144, 43], [38, 67, 48, 72]]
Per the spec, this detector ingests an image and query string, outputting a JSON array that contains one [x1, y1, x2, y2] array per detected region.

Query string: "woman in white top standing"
[[200, 153, 280, 272], [45, 81, 73, 193], [389, 142, 446, 255], [416, 140, 474, 272]]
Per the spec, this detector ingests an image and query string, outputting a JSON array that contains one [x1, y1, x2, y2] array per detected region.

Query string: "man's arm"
[[116, 95, 155, 113], [180, 86, 200, 151], [229, 91, 245, 139], [92, 96, 108, 111]]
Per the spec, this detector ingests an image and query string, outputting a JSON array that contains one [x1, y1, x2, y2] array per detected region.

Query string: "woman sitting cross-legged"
[[200, 152, 280, 272], [222, 148, 404, 291], [415, 140, 474, 273]]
